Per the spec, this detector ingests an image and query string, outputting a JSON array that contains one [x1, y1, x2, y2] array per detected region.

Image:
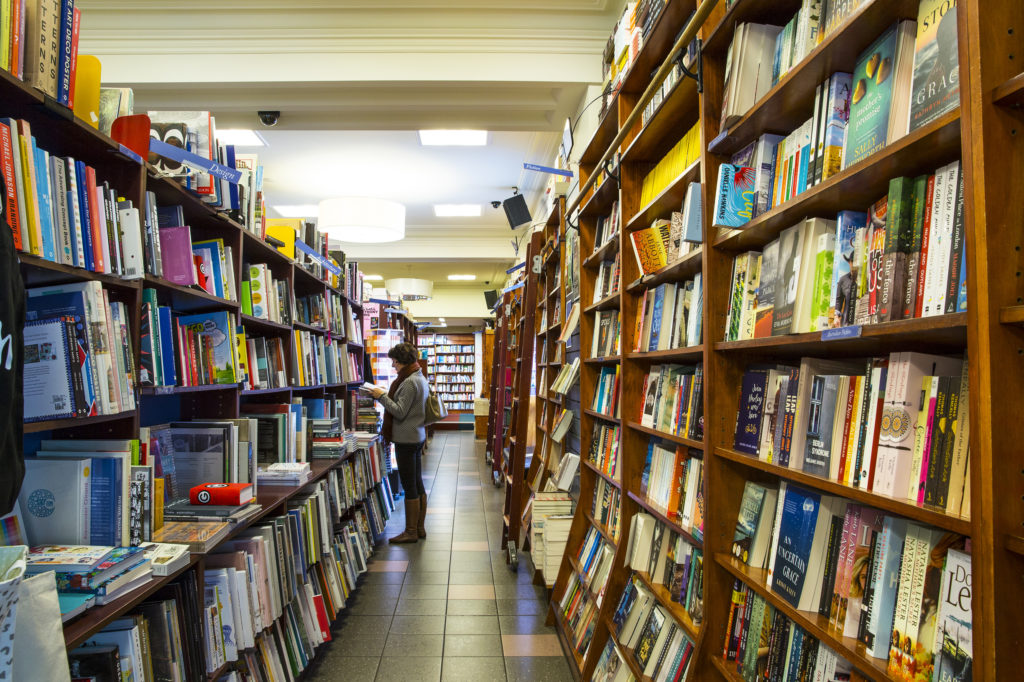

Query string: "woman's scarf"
[[381, 361, 421, 443]]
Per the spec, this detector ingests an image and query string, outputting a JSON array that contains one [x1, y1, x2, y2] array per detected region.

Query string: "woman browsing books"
[[364, 342, 430, 544]]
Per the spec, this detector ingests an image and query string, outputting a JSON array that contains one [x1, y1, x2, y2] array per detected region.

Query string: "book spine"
[[944, 171, 966, 314], [0, 122, 22, 250]]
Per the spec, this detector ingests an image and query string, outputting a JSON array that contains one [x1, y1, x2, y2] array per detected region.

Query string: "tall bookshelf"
[[419, 332, 478, 413], [547, 0, 1018, 679], [1, 64, 393, 667]]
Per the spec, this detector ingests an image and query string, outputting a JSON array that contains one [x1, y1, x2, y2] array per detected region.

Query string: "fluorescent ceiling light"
[[434, 204, 481, 217], [363, 275, 383, 281], [318, 197, 405, 243], [273, 204, 319, 218], [216, 129, 267, 146], [418, 129, 488, 146], [447, 274, 476, 281], [439, 318, 446, 322]]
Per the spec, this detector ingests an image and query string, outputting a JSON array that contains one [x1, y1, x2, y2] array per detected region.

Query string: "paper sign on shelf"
[[149, 137, 243, 184], [523, 162, 574, 179]]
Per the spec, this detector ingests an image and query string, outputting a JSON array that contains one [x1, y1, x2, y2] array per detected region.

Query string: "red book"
[[68, 8, 80, 108], [84, 166, 105, 272], [0, 122, 22, 250], [311, 594, 332, 641], [190, 482, 254, 506], [11, 0, 24, 79]]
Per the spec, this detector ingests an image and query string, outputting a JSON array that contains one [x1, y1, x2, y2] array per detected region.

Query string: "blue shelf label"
[[117, 144, 143, 165], [822, 325, 862, 341], [295, 239, 342, 276], [523, 162, 573, 179], [150, 137, 243, 184]]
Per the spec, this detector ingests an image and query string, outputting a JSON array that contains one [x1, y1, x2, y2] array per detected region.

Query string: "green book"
[[844, 24, 901, 168], [879, 176, 913, 322], [902, 174, 930, 319], [241, 280, 253, 317]]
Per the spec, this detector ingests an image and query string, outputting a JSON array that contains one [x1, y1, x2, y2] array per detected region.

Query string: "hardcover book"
[[732, 481, 768, 563], [630, 223, 671, 275], [733, 369, 769, 455], [844, 24, 904, 168], [909, 0, 960, 132], [802, 374, 841, 477], [754, 238, 779, 338], [770, 484, 822, 609], [712, 164, 755, 228], [830, 211, 868, 327]]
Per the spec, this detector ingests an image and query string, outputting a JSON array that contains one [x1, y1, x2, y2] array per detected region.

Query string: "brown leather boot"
[[389, 497, 420, 544], [417, 494, 428, 538]]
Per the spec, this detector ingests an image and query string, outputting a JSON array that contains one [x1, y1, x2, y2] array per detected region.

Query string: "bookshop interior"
[[0, 0, 1013, 680]]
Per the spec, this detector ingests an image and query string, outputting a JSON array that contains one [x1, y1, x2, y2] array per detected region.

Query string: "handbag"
[[424, 387, 449, 425]]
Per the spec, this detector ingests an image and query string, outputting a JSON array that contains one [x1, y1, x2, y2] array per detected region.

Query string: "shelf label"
[[523, 162, 574, 179], [149, 137, 243, 183], [294, 239, 342, 276], [117, 144, 143, 164], [822, 325, 862, 341]]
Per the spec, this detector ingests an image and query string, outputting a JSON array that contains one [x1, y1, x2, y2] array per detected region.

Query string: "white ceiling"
[[79, 0, 619, 317]]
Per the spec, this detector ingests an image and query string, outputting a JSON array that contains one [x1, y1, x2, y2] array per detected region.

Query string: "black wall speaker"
[[484, 289, 499, 308], [502, 194, 532, 229]]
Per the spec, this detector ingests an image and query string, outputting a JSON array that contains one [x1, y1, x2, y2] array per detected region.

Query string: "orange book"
[[666, 447, 688, 517]]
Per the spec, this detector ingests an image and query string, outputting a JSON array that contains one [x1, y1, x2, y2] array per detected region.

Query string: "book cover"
[[754, 238, 779, 338], [733, 369, 769, 455], [174, 311, 237, 385], [909, 0, 959, 132], [842, 508, 885, 638], [931, 547, 972, 682], [158, 225, 197, 286], [771, 224, 803, 336], [845, 25, 901, 168], [830, 211, 867, 327], [630, 224, 669, 275], [865, 516, 909, 658], [732, 481, 767, 563], [23, 317, 77, 421], [713, 164, 755, 228], [808, 230, 836, 332], [802, 374, 841, 478], [880, 176, 914, 322], [770, 485, 821, 608], [725, 253, 748, 342], [20, 457, 93, 545]]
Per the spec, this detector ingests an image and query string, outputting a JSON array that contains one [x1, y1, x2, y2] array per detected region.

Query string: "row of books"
[[240, 263, 291, 322], [721, 581, 857, 682], [639, 21, 700, 128], [292, 330, 362, 388], [638, 363, 705, 442], [732, 352, 970, 513], [593, 201, 620, 253], [640, 123, 700, 207], [25, 280, 137, 420], [591, 638, 637, 682], [730, 479, 972, 677], [592, 365, 621, 418], [640, 443, 704, 535], [589, 422, 622, 480], [609, 574, 697, 682], [629, 186, 702, 279], [559, 572, 600, 658], [634, 275, 703, 352], [550, 356, 581, 395], [593, 250, 621, 303], [722, 163, 965, 343], [591, 310, 622, 359], [592, 477, 622, 543], [574, 525, 616, 605], [3, 0, 81, 105], [626, 513, 704, 621]]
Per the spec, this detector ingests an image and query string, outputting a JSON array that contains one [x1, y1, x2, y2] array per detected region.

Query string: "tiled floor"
[[306, 432, 574, 682]]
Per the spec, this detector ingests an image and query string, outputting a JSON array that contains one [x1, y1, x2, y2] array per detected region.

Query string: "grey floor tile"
[[361, 572, 407, 585], [344, 597, 398, 616], [496, 598, 545, 615], [327, 633, 387, 657], [445, 615, 500, 635], [389, 614, 447, 634], [441, 656, 507, 681], [447, 571, 495, 585], [383, 632, 445, 657], [446, 599, 498, 616], [354, 584, 404, 600], [335, 614, 393, 637], [494, 583, 547, 600], [444, 633, 504, 657], [395, 598, 448, 616], [504, 656, 573, 682], [375, 657, 442, 682], [402, 571, 450, 585], [498, 613, 556, 635], [400, 582, 449, 600], [313, 656, 379, 681]]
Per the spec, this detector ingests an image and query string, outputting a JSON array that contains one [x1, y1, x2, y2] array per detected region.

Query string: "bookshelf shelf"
[[707, 0, 919, 156], [582, 459, 621, 490], [584, 236, 620, 270], [584, 291, 621, 314], [601, 613, 648, 682], [626, 491, 703, 549], [581, 107, 620, 165], [583, 356, 621, 366], [583, 510, 618, 548], [240, 313, 293, 334], [712, 110, 962, 252], [241, 229, 292, 266], [143, 274, 240, 311], [992, 71, 1024, 107], [293, 320, 328, 334], [713, 312, 967, 357], [625, 161, 701, 232], [293, 265, 329, 292], [711, 656, 744, 681], [618, 0, 699, 97], [568, 555, 606, 605], [626, 421, 704, 450], [632, 569, 702, 642], [622, 75, 701, 164], [714, 554, 891, 682], [140, 383, 240, 395], [583, 407, 620, 425], [625, 248, 703, 292], [626, 345, 704, 362], [1005, 534, 1024, 557], [18, 253, 144, 291], [714, 446, 972, 534], [580, 177, 619, 219], [998, 305, 1024, 325], [24, 409, 136, 434], [240, 386, 290, 396], [702, 0, 802, 56]]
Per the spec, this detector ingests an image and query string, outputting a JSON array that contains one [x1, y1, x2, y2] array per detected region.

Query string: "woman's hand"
[[369, 386, 387, 398]]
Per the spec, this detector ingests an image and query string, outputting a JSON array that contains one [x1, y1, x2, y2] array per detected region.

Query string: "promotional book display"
[[543, 0, 1015, 678], [418, 333, 478, 412]]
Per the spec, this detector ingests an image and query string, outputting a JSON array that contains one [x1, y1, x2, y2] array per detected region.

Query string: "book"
[[732, 482, 778, 568], [733, 369, 769, 455], [931, 547, 972, 682], [713, 164, 755, 229], [190, 482, 254, 506], [26, 544, 115, 572], [19, 458, 92, 545], [908, 0, 960, 132]]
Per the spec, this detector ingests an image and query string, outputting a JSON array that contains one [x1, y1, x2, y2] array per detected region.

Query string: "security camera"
[[490, 200, 502, 209], [257, 111, 280, 127]]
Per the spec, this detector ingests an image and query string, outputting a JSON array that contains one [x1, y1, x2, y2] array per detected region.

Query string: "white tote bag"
[[0, 545, 26, 681], [11, 571, 70, 682]]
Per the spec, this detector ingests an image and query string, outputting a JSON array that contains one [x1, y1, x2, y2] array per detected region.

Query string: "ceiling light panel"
[[216, 129, 267, 146], [447, 274, 477, 281]]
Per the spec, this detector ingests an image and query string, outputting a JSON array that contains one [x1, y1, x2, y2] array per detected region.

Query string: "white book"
[[117, 205, 145, 279], [19, 458, 91, 545], [39, 449, 131, 547]]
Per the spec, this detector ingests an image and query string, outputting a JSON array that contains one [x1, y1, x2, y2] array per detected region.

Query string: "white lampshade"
[[317, 197, 405, 243], [385, 278, 433, 301]]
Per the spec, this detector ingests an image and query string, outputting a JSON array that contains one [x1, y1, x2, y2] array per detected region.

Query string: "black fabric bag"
[[0, 173, 25, 516]]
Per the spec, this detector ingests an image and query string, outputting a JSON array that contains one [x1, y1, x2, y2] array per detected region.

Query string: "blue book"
[[712, 164, 755, 228], [156, 204, 185, 228], [956, 245, 967, 312], [56, 0, 74, 105], [830, 211, 868, 327], [88, 457, 119, 546], [25, 290, 97, 416], [785, 627, 806, 682], [224, 145, 240, 211], [158, 307, 177, 386], [176, 310, 236, 384], [648, 285, 665, 350], [640, 443, 655, 493], [844, 25, 903, 169], [770, 485, 822, 609], [74, 160, 94, 272], [303, 398, 327, 419], [32, 143, 57, 262], [864, 516, 908, 658]]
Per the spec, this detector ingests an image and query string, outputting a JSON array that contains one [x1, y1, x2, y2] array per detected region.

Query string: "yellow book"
[[236, 331, 250, 387], [152, 478, 165, 531], [264, 218, 300, 260], [17, 135, 42, 256], [294, 330, 305, 385], [72, 55, 102, 129], [0, 0, 11, 73]]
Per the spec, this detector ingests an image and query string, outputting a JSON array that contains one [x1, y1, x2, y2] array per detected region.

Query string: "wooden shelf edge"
[[582, 407, 621, 424], [25, 409, 136, 434], [583, 236, 620, 270], [582, 459, 622, 489], [626, 345, 704, 362], [992, 71, 1024, 107], [625, 247, 704, 292], [714, 446, 972, 535], [626, 421, 705, 450], [584, 291, 622, 314], [582, 509, 619, 549], [714, 554, 891, 682], [626, 490, 703, 548]]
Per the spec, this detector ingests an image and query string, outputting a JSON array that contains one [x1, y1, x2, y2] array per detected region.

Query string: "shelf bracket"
[[603, 158, 621, 188], [676, 39, 703, 94]]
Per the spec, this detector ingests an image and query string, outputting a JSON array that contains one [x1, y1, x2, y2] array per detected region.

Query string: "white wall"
[[405, 286, 493, 319]]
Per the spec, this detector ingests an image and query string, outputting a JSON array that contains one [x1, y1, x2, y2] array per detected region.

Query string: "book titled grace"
[[770, 484, 821, 608]]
